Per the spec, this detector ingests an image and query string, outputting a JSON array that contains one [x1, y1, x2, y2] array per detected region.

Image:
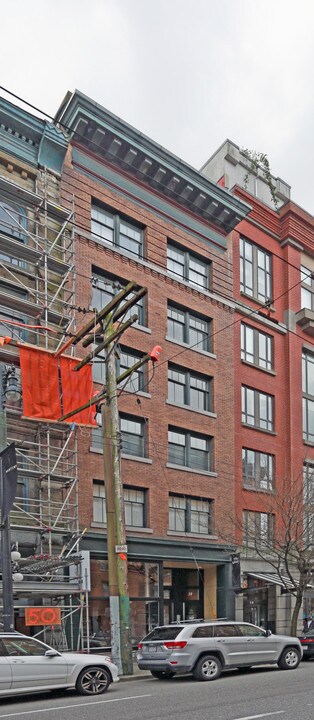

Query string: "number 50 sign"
[[25, 607, 61, 626]]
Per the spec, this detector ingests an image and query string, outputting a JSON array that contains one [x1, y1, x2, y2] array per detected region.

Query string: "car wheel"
[[193, 655, 222, 681], [278, 647, 301, 670], [76, 666, 111, 695], [150, 670, 174, 679]]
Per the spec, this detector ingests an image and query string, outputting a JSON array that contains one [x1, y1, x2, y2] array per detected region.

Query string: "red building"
[[202, 141, 314, 632], [55, 93, 250, 644]]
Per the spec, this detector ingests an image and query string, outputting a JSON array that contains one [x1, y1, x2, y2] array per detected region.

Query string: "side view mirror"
[[265, 629, 272, 637], [45, 649, 60, 658]]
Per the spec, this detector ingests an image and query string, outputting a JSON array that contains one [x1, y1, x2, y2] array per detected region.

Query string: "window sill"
[[166, 400, 217, 418], [241, 423, 277, 436], [303, 439, 314, 447], [240, 291, 275, 312], [241, 359, 276, 376], [121, 454, 153, 464], [91, 522, 153, 533], [165, 336, 216, 359], [166, 463, 217, 477], [89, 449, 153, 463], [243, 484, 274, 494], [122, 389, 151, 399], [167, 530, 218, 540]]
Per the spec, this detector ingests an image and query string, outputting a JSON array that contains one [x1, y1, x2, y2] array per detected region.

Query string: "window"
[[0, 199, 26, 267], [91, 204, 143, 257], [91, 413, 146, 458], [168, 364, 211, 412], [243, 510, 274, 548], [93, 480, 107, 523], [240, 237, 272, 302], [167, 302, 211, 352], [242, 448, 274, 491], [167, 242, 210, 290], [241, 323, 273, 371], [301, 266, 314, 310], [168, 427, 211, 471], [121, 414, 146, 458], [304, 463, 314, 504], [0, 310, 26, 341], [169, 494, 212, 534], [242, 386, 274, 431], [303, 463, 314, 545], [124, 487, 146, 527], [92, 481, 146, 528], [1, 637, 48, 656], [119, 347, 146, 393], [302, 351, 314, 442]]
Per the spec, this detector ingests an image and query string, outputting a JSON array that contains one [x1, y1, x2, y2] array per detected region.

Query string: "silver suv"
[[137, 620, 302, 681]]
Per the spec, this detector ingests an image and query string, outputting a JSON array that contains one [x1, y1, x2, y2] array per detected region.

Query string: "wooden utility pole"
[[102, 313, 132, 675]]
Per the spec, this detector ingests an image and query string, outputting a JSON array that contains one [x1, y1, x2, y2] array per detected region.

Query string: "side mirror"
[[45, 649, 60, 657], [265, 629, 272, 637]]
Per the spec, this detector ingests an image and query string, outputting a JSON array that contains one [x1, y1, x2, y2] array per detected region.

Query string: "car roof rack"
[[170, 617, 228, 625]]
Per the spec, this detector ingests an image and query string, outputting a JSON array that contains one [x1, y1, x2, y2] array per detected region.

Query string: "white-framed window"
[[92, 481, 146, 528], [167, 242, 210, 290], [91, 204, 143, 257], [168, 364, 211, 412], [242, 386, 274, 432], [243, 510, 274, 547], [301, 265, 314, 311], [93, 480, 107, 523], [169, 494, 212, 534], [121, 414, 146, 458], [302, 351, 314, 443], [241, 323, 273, 371], [240, 237, 272, 302], [242, 448, 274, 491]]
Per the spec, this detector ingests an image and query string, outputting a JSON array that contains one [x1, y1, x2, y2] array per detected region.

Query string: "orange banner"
[[19, 346, 61, 420], [59, 356, 97, 425]]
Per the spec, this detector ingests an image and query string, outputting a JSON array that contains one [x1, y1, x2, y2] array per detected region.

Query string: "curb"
[[119, 672, 151, 681]]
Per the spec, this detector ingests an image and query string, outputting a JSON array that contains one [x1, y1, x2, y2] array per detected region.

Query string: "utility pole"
[[57, 281, 161, 675], [102, 312, 132, 675], [0, 365, 14, 631]]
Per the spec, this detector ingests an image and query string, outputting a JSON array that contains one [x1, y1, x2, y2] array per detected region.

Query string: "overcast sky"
[[1, 0, 314, 213]]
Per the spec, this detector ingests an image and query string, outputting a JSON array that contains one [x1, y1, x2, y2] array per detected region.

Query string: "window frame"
[[120, 413, 147, 458], [168, 363, 212, 412], [92, 479, 107, 524], [242, 447, 274, 492], [243, 510, 274, 548], [168, 493, 212, 535], [242, 385, 274, 432], [167, 302, 211, 353], [302, 351, 314, 443], [240, 237, 272, 303], [168, 426, 212, 472], [91, 203, 144, 258], [92, 481, 147, 528], [118, 346, 146, 393], [301, 265, 314, 311], [167, 241, 210, 290], [241, 323, 273, 371]]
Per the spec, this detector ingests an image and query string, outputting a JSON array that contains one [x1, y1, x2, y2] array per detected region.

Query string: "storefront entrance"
[[163, 568, 204, 623]]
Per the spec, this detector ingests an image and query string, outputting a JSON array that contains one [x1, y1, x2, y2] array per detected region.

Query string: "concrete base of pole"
[[110, 595, 122, 674]]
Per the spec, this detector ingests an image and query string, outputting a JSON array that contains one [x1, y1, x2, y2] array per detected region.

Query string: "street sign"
[[115, 544, 127, 553]]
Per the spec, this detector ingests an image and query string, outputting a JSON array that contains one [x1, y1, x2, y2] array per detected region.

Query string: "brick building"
[[202, 141, 314, 632], [55, 92, 250, 644]]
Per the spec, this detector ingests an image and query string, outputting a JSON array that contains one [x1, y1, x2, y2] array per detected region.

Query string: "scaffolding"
[[0, 171, 85, 650]]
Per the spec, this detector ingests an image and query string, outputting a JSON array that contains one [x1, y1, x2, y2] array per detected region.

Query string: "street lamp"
[[3, 366, 21, 403]]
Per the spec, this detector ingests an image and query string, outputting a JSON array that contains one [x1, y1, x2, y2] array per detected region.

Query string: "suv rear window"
[[141, 626, 184, 642]]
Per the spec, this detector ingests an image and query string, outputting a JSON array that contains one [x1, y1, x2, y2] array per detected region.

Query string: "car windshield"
[[141, 626, 184, 642]]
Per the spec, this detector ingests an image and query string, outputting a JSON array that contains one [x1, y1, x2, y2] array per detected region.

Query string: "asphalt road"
[[0, 664, 313, 720]]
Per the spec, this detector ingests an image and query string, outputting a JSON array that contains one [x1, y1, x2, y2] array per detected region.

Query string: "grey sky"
[[2, 0, 314, 213]]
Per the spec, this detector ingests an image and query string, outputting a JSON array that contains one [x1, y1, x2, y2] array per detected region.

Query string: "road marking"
[[0, 693, 152, 718], [232, 713, 284, 720]]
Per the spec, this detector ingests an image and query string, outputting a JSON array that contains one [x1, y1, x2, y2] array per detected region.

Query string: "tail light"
[[138, 643, 143, 649], [163, 641, 187, 649]]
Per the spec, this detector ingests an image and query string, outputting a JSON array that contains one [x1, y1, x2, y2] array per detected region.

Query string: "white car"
[[0, 633, 119, 697]]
